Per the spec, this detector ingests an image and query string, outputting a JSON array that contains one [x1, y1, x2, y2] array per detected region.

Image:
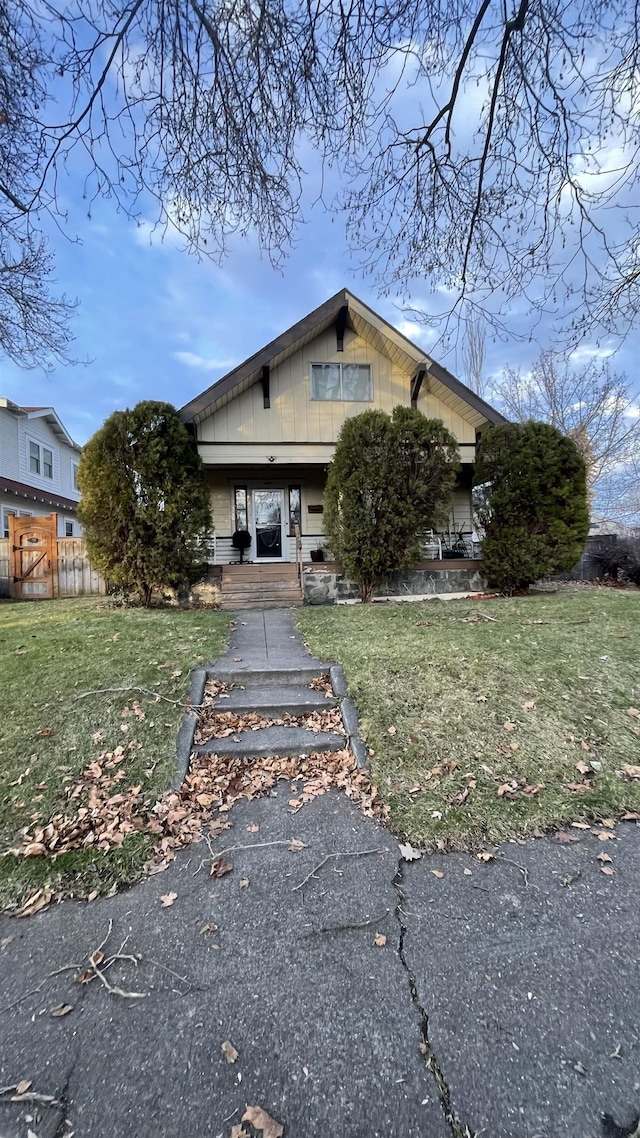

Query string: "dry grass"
[[297, 590, 640, 848], [0, 597, 229, 905]]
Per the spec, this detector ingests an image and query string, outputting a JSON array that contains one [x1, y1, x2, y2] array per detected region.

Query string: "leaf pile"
[[11, 745, 384, 876], [308, 673, 333, 694], [195, 703, 344, 743]]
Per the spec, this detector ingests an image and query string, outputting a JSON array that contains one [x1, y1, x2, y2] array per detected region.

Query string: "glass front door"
[[253, 489, 285, 560]]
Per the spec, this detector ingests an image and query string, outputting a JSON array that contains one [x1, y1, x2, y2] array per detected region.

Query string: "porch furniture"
[[423, 530, 443, 560], [231, 529, 252, 564]]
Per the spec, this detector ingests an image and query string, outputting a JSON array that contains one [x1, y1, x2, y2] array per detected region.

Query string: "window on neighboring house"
[[288, 486, 301, 535], [29, 440, 40, 474], [2, 508, 32, 539], [28, 440, 54, 479], [65, 520, 74, 537], [234, 486, 248, 531], [310, 363, 372, 401], [72, 462, 79, 491]]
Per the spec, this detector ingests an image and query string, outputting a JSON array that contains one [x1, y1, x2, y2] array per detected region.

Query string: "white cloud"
[[569, 344, 616, 363], [172, 350, 235, 372]]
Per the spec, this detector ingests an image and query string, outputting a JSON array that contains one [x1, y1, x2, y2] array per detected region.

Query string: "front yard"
[[297, 590, 640, 847], [0, 598, 229, 907]]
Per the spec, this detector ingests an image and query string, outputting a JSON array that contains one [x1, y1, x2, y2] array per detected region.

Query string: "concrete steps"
[[212, 665, 329, 687], [218, 684, 336, 717], [194, 724, 345, 759]]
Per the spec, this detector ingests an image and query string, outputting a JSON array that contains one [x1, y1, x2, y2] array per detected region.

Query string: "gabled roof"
[[179, 288, 507, 431], [0, 398, 81, 450]]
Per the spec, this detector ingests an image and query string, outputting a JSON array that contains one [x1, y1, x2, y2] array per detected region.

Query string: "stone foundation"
[[303, 565, 488, 604]]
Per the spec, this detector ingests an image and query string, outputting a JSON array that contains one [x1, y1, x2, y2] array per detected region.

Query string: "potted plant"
[[310, 547, 324, 562]]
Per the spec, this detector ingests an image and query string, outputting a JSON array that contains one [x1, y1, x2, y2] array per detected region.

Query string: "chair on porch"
[[423, 530, 442, 560]]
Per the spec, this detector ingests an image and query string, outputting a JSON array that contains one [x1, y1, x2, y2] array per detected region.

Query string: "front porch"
[[213, 557, 486, 609]]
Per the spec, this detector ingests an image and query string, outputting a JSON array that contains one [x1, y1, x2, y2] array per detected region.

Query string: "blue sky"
[[2, 171, 638, 448]]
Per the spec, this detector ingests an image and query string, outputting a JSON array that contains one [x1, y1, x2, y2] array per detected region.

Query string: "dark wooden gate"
[[9, 513, 58, 599]]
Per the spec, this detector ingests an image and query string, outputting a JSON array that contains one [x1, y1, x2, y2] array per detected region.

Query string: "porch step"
[[194, 724, 345, 759], [210, 665, 330, 687], [218, 684, 336, 717]]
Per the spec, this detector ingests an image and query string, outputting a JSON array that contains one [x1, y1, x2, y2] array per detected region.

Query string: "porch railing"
[[294, 523, 303, 592]]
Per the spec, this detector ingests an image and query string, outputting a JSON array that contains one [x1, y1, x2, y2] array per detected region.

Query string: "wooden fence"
[[0, 535, 106, 598]]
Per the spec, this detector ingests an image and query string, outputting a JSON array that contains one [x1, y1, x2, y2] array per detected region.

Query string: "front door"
[[253, 489, 286, 561]]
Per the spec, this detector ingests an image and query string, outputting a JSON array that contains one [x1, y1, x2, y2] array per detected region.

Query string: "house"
[[179, 289, 506, 604], [0, 398, 82, 539]]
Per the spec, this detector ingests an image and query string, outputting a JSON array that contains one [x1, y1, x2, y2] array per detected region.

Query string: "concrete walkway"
[[216, 609, 322, 674], [1, 613, 639, 1137]]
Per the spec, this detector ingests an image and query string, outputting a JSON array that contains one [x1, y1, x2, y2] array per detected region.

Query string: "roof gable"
[[178, 289, 506, 429]]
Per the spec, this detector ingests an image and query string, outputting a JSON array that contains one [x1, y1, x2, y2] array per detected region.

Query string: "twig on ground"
[[293, 847, 389, 891], [75, 685, 192, 706], [496, 854, 531, 887], [0, 1086, 59, 1105], [193, 838, 308, 877], [89, 955, 146, 1000], [1, 964, 81, 1014]]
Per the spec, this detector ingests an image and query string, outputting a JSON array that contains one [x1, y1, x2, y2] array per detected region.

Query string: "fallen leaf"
[[601, 818, 615, 828], [199, 922, 217, 934], [210, 857, 233, 878], [240, 878, 250, 889], [503, 720, 518, 732], [597, 831, 616, 841], [477, 851, 494, 861], [597, 852, 613, 863], [600, 865, 615, 876], [230, 1127, 250, 1138], [627, 708, 640, 719], [463, 868, 472, 876], [242, 1106, 284, 1138], [15, 1081, 32, 1096], [556, 831, 580, 843], [288, 839, 305, 853], [622, 811, 640, 821], [575, 760, 592, 776], [37, 727, 53, 737], [522, 700, 536, 711], [431, 869, 444, 879], [247, 824, 259, 833], [172, 669, 183, 679], [619, 764, 640, 779], [399, 842, 421, 861], [374, 933, 387, 946], [160, 892, 178, 907], [50, 1004, 73, 1017], [387, 725, 397, 735], [221, 1039, 239, 1063], [571, 822, 591, 830], [0, 936, 13, 951], [475, 694, 488, 702]]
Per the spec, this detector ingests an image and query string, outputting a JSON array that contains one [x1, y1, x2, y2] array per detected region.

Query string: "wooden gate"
[[9, 513, 58, 599]]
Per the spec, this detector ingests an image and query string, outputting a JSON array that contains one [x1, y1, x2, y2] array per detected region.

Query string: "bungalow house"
[[179, 289, 506, 606]]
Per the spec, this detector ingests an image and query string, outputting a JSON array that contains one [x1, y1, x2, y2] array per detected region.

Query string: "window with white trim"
[[72, 462, 79, 490], [28, 439, 54, 479], [310, 363, 372, 401], [65, 520, 74, 537], [2, 508, 33, 539]]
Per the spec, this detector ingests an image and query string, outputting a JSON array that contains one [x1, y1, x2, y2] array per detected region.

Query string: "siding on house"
[[0, 403, 82, 537], [197, 326, 477, 455]]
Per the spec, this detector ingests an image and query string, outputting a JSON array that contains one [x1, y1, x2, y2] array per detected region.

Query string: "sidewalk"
[[1, 613, 639, 1138]]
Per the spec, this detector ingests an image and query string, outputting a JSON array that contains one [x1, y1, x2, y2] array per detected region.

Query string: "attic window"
[[310, 363, 372, 401]]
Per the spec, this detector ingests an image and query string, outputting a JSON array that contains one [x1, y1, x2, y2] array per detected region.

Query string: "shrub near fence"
[[0, 537, 106, 598]]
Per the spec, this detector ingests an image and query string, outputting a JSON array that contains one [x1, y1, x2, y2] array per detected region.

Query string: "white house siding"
[[0, 408, 19, 479], [16, 416, 80, 502]]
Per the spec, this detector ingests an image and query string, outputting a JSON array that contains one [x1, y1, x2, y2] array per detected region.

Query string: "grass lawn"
[[0, 598, 229, 907], [297, 590, 640, 849]]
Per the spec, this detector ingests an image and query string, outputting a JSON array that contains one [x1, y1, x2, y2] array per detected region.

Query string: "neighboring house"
[[179, 289, 506, 569], [0, 398, 82, 539]]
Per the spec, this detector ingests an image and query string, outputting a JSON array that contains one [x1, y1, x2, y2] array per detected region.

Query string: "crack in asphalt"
[[393, 858, 474, 1138]]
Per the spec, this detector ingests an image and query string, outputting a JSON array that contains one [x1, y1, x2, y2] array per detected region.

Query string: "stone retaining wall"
[[303, 565, 488, 604]]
